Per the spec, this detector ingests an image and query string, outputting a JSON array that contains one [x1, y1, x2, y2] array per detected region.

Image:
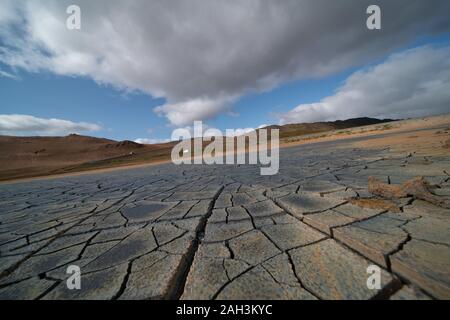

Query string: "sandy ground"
[[280, 113, 450, 151], [0, 159, 173, 185], [351, 124, 450, 156]]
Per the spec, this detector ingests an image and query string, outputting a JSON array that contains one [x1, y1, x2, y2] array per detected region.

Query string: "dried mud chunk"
[[368, 176, 449, 209]]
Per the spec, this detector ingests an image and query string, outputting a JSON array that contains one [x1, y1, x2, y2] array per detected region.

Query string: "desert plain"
[[0, 114, 449, 299]]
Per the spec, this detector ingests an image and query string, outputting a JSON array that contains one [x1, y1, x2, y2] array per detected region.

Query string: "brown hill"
[[261, 117, 396, 139], [0, 117, 397, 182], [0, 134, 175, 181]]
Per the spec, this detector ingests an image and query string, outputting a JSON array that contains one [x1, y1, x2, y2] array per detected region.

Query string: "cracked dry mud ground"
[[0, 140, 449, 300]]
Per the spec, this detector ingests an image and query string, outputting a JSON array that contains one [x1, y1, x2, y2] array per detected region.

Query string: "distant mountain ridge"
[[262, 117, 396, 139], [0, 117, 396, 181], [0, 133, 175, 181]]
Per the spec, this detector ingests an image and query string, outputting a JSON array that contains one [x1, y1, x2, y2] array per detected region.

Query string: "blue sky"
[[0, 62, 355, 141], [1, 1, 450, 142], [0, 69, 166, 141]]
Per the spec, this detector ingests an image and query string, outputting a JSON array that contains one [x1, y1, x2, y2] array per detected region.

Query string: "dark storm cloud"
[[1, 0, 449, 125]]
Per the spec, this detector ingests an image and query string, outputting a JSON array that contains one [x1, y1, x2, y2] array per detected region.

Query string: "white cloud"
[[0, 69, 19, 80], [0, 114, 101, 136], [278, 45, 450, 124], [154, 96, 234, 127], [134, 138, 170, 144], [1, 1, 450, 125]]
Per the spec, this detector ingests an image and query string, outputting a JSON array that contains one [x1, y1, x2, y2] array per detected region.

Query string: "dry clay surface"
[[0, 138, 449, 300]]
